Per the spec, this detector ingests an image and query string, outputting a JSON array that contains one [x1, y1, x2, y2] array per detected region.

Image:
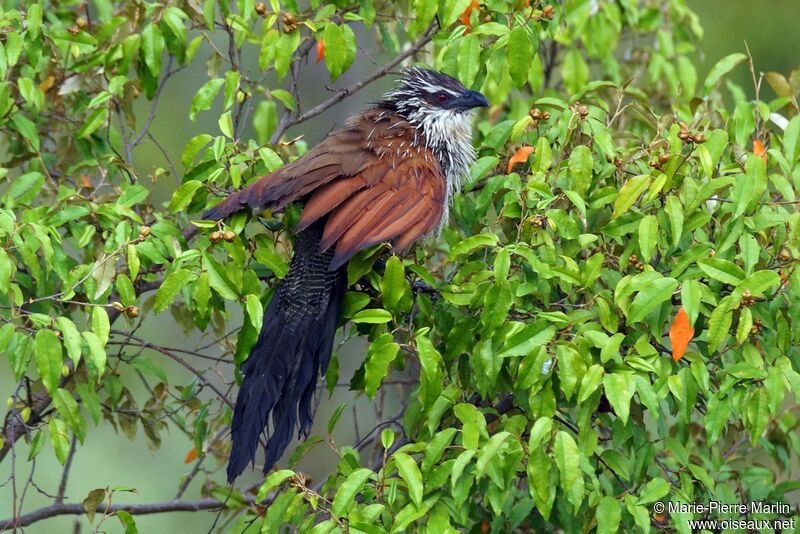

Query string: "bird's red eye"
[[436, 93, 448, 104]]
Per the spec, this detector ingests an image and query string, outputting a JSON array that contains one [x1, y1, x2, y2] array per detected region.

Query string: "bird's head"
[[380, 67, 489, 125]]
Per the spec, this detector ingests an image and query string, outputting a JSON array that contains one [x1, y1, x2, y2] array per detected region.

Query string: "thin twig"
[[0, 497, 256, 531], [55, 437, 77, 504]]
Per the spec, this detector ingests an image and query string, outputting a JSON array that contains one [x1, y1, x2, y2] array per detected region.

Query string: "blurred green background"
[[2, 1, 799, 532]]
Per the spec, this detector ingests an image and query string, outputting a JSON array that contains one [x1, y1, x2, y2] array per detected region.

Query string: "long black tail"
[[226, 221, 346, 482]]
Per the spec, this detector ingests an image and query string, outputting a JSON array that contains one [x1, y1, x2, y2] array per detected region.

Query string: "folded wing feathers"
[[203, 109, 447, 265]]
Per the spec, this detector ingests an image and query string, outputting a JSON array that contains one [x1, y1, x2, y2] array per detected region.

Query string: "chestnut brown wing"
[[302, 154, 445, 270], [203, 108, 446, 269], [203, 110, 405, 220]]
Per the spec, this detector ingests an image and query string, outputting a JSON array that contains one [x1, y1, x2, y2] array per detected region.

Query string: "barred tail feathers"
[[225, 222, 346, 482]]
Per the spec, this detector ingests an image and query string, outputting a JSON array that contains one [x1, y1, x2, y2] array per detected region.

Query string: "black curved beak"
[[457, 89, 489, 110]]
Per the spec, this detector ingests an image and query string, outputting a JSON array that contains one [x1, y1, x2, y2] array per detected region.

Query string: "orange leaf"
[[507, 146, 534, 173], [460, 0, 479, 29], [753, 138, 767, 162], [184, 447, 197, 464], [669, 307, 694, 362], [316, 38, 325, 64]]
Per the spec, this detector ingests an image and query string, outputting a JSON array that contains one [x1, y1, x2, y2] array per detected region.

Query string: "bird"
[[203, 67, 489, 482]]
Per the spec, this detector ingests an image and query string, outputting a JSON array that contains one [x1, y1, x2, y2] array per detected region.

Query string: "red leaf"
[[753, 138, 767, 162], [669, 307, 694, 362], [507, 146, 534, 173], [316, 38, 325, 64], [460, 0, 479, 30], [184, 447, 197, 464]]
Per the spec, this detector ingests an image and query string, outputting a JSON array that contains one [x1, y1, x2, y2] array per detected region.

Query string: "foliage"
[[1, 0, 800, 532]]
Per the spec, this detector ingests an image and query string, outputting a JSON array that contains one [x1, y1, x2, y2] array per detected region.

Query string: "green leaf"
[[0, 248, 13, 292], [364, 334, 400, 398], [116, 510, 138, 534], [475, 431, 511, 479], [275, 31, 301, 79], [49, 419, 71, 465], [169, 180, 204, 213], [577, 364, 604, 404], [707, 298, 734, 352], [596, 496, 621, 534], [245, 294, 263, 332], [394, 453, 423, 509], [56, 318, 82, 366], [352, 308, 393, 324], [664, 195, 684, 247], [698, 258, 745, 286], [27, 4, 43, 37], [154, 269, 194, 313], [35, 329, 62, 394], [449, 233, 499, 258], [506, 27, 532, 87], [414, 0, 438, 34], [256, 469, 295, 501], [76, 107, 109, 138], [12, 115, 40, 152], [703, 53, 747, 95], [127, 245, 140, 280], [613, 175, 650, 219], [323, 23, 347, 81], [331, 468, 373, 517], [457, 34, 480, 87], [627, 277, 678, 324], [92, 307, 110, 346], [735, 270, 780, 297], [637, 477, 670, 504], [202, 253, 238, 300], [568, 145, 593, 195], [380, 256, 407, 312], [553, 431, 583, 512], [82, 331, 107, 379], [141, 24, 164, 77], [441, 0, 472, 26], [561, 49, 589, 95], [638, 215, 658, 263], [182, 134, 213, 166], [190, 79, 225, 121], [162, 7, 187, 46], [603, 372, 636, 423], [52, 388, 85, 441]]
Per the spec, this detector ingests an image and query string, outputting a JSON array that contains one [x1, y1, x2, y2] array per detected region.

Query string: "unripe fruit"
[[255, 2, 268, 16], [126, 306, 140, 318], [659, 153, 670, 164], [210, 231, 223, 243], [693, 133, 706, 144], [223, 230, 236, 242], [138, 226, 151, 239], [678, 130, 690, 141], [778, 248, 792, 261]]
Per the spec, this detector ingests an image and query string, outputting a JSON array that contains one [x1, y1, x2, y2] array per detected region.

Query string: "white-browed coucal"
[[203, 67, 488, 482]]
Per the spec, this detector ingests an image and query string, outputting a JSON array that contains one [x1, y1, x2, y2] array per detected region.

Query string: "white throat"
[[407, 107, 476, 230]]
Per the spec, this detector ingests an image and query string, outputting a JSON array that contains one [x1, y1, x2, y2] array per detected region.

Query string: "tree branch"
[[0, 497, 252, 531]]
